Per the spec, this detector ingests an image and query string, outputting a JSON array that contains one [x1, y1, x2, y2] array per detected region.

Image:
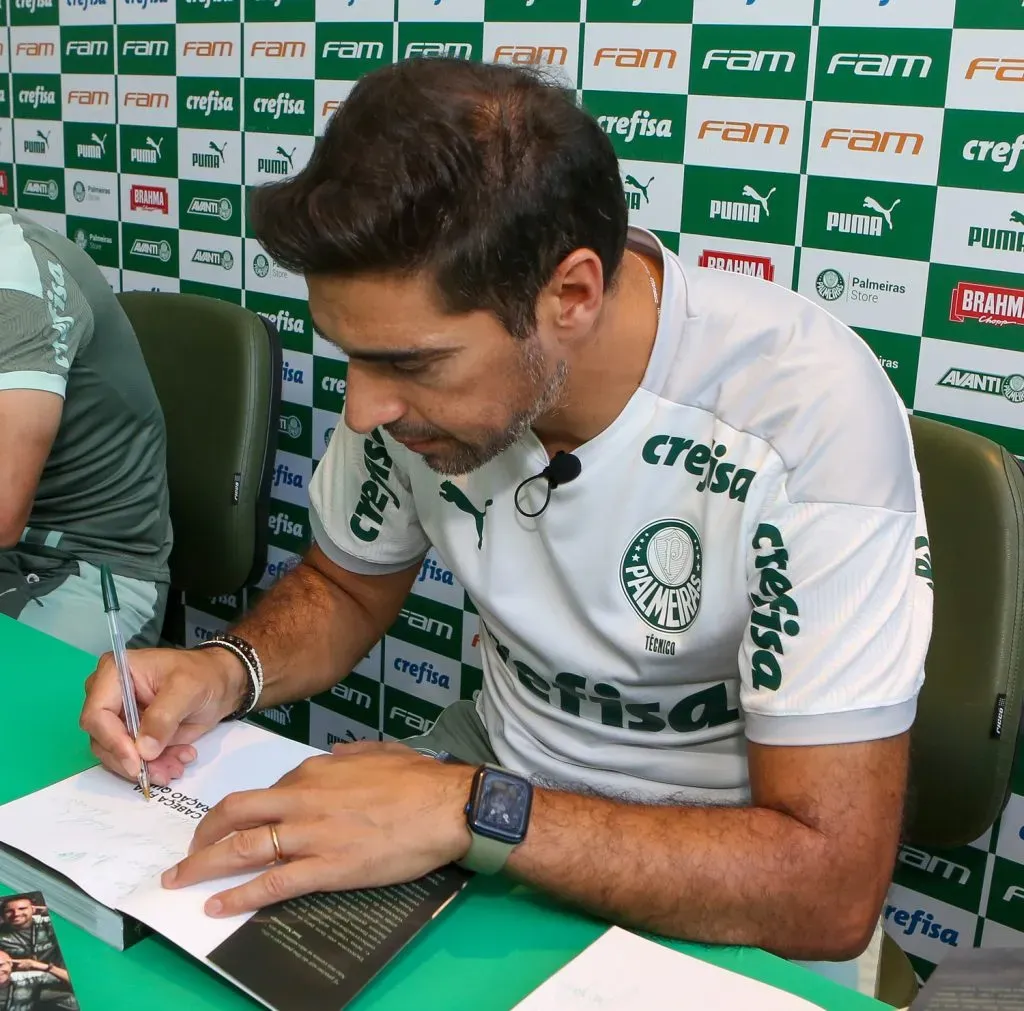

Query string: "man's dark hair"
[[250, 58, 629, 339]]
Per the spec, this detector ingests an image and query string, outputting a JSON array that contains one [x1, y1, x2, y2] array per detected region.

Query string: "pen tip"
[[144, 786, 151, 800]]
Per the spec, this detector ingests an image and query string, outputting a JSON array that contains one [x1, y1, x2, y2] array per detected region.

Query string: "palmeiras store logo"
[[620, 520, 703, 633]]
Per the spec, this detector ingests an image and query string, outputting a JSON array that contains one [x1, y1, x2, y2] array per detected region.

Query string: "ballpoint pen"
[[100, 564, 151, 800]]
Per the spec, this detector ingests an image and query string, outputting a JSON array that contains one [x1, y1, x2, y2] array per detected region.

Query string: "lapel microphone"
[[513, 450, 583, 518]]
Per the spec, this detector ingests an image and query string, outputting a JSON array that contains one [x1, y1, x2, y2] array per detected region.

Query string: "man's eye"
[[390, 359, 430, 375]]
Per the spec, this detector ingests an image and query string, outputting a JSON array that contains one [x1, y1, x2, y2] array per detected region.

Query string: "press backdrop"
[[2, 0, 1023, 981]]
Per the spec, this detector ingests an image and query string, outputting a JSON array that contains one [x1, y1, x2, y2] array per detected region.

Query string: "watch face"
[[474, 770, 531, 844]]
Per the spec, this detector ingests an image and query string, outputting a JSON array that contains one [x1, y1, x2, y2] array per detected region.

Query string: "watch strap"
[[457, 831, 516, 876]]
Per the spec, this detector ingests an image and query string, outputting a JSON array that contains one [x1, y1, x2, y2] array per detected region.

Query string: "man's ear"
[[544, 248, 606, 335]]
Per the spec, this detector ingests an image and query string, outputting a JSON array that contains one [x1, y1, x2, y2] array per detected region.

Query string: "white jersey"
[[310, 227, 932, 805]]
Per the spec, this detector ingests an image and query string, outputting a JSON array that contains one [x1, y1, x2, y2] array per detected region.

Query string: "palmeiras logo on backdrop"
[[620, 520, 703, 634]]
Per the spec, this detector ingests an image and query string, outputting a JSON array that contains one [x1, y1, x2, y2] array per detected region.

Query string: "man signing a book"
[[80, 59, 931, 987]]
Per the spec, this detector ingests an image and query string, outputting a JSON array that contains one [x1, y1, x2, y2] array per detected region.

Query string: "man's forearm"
[[227, 558, 389, 708], [506, 789, 890, 961]]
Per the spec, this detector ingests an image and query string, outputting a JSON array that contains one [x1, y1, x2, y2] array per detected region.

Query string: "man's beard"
[[386, 341, 568, 477]]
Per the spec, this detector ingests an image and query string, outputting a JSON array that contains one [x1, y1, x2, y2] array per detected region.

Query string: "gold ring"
[[269, 824, 283, 863]]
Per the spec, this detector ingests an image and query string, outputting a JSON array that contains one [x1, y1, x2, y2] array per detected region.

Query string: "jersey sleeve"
[[738, 467, 932, 747], [309, 421, 430, 575], [0, 222, 92, 398]]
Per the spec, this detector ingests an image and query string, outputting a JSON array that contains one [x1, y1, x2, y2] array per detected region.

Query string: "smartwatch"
[[458, 764, 533, 875]]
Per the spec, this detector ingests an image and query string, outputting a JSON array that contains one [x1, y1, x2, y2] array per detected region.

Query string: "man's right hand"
[[80, 646, 248, 786]]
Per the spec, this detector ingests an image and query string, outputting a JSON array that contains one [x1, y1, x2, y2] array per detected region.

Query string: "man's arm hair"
[[226, 542, 420, 707], [0, 390, 62, 547], [507, 734, 907, 961]]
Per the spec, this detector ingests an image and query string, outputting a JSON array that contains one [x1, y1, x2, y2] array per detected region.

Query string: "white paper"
[[0, 721, 320, 958], [513, 927, 823, 1011]]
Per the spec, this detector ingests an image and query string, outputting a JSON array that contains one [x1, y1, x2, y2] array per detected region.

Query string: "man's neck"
[[533, 245, 662, 456]]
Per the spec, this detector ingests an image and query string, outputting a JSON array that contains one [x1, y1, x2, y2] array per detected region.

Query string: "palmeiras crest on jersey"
[[619, 519, 703, 634]]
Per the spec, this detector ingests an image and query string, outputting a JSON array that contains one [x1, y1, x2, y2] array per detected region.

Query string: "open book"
[[0, 721, 469, 1011]]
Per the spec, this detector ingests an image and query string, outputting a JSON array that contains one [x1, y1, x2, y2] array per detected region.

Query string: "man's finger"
[[91, 740, 195, 786], [136, 678, 209, 760], [203, 857, 341, 918], [187, 788, 303, 856], [164, 820, 286, 890]]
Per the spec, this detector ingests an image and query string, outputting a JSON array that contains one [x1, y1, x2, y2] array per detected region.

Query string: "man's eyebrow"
[[310, 317, 460, 363]]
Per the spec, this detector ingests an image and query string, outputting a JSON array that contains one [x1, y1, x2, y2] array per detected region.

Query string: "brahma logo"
[[950, 282, 1024, 327], [594, 46, 677, 69], [123, 92, 170, 109], [821, 128, 923, 155], [698, 250, 775, 282], [492, 44, 567, 66], [129, 238, 172, 262], [250, 40, 306, 58], [0, 172, 8, 198], [966, 58, 1024, 82], [699, 120, 790, 145], [129, 184, 168, 214], [938, 368, 1024, 403], [182, 41, 233, 58]]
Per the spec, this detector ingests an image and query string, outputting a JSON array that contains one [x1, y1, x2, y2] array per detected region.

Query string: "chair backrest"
[[907, 414, 1024, 847], [117, 292, 282, 599]]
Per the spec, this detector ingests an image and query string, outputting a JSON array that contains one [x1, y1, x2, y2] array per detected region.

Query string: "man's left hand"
[[161, 742, 474, 916], [11, 959, 50, 973]]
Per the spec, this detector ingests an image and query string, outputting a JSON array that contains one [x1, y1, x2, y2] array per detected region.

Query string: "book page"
[[0, 721, 320, 958], [512, 927, 823, 1011]]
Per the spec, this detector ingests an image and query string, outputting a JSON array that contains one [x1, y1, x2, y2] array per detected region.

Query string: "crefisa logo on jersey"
[[620, 520, 702, 634]]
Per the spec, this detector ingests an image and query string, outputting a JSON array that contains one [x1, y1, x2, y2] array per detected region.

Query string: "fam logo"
[[129, 183, 168, 214], [937, 367, 1024, 404], [594, 46, 677, 70], [816, 268, 906, 304], [123, 91, 170, 110], [67, 89, 110, 107], [826, 53, 932, 79], [965, 58, 1024, 82], [702, 49, 794, 74], [698, 249, 775, 282], [699, 120, 790, 146], [821, 128, 923, 155], [182, 40, 234, 58], [492, 44, 567, 67], [620, 519, 702, 634], [950, 282, 1024, 328], [250, 40, 306, 58], [14, 39, 56, 57], [404, 41, 472, 60]]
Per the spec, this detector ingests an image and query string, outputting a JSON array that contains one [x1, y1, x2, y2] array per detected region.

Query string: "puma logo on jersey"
[[915, 536, 933, 589], [439, 481, 492, 549], [642, 435, 756, 502]]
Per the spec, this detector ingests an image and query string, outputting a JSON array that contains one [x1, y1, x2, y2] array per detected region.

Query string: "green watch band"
[[458, 831, 516, 876]]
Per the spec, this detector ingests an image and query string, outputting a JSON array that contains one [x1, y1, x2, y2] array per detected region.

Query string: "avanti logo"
[[129, 238, 172, 262], [22, 178, 58, 201], [129, 184, 168, 214], [278, 415, 303, 439], [22, 129, 50, 155], [620, 519, 702, 633], [710, 183, 775, 223], [828, 196, 900, 236], [937, 367, 1024, 403], [193, 140, 227, 170], [596, 109, 673, 145], [191, 248, 233, 271], [698, 250, 775, 282], [950, 282, 1024, 327], [187, 196, 232, 222], [968, 213, 1024, 255]]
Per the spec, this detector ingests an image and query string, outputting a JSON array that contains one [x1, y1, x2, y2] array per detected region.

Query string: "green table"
[[0, 614, 887, 1010]]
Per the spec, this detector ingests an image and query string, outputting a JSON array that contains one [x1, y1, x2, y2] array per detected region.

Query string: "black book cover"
[[208, 866, 470, 1011]]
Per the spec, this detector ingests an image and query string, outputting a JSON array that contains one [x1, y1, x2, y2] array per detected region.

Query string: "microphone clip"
[[514, 450, 583, 519]]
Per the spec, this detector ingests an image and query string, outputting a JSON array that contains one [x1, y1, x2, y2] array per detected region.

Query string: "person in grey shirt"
[[0, 210, 171, 652]]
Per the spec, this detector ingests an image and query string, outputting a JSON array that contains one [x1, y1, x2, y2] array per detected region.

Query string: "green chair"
[[876, 415, 1024, 1007], [117, 292, 282, 612]]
